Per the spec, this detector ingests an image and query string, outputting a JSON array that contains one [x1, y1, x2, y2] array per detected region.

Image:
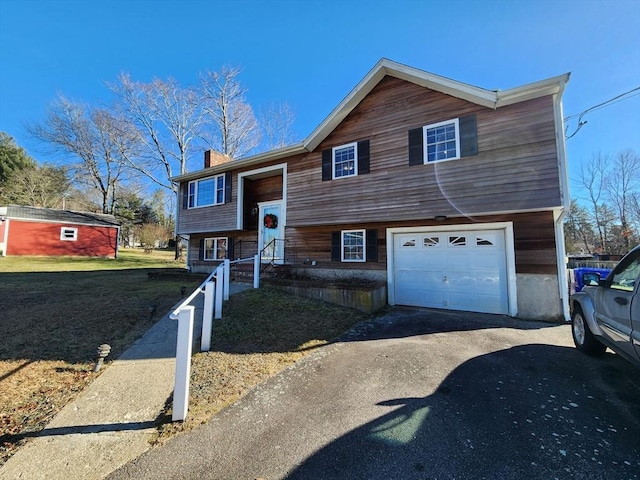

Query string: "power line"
[[564, 86, 640, 139]]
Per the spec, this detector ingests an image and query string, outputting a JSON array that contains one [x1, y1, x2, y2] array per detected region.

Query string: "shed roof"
[[1, 205, 120, 227]]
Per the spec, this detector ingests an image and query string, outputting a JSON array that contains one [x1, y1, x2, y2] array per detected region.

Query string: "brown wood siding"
[[178, 172, 238, 235], [177, 157, 294, 236], [285, 211, 557, 275], [287, 76, 561, 227]]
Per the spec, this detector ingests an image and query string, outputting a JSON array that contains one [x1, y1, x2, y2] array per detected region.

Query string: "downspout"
[[552, 76, 571, 322], [1, 218, 8, 256]]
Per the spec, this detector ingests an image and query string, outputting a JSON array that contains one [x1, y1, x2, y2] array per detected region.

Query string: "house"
[[0, 205, 120, 258], [172, 59, 571, 322]]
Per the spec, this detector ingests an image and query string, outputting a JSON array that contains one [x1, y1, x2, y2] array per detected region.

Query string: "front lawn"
[[0, 250, 370, 464], [0, 249, 200, 465]]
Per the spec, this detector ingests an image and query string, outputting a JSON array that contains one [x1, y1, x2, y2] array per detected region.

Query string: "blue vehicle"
[[571, 267, 613, 293]]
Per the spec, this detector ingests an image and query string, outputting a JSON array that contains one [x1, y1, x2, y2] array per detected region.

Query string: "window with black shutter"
[[322, 139, 370, 180], [409, 115, 478, 165]]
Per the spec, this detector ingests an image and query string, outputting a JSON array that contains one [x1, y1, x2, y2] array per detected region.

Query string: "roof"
[[1, 205, 120, 227], [172, 58, 570, 183]]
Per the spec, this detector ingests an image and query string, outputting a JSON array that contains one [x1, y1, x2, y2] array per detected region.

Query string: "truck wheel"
[[572, 309, 606, 356]]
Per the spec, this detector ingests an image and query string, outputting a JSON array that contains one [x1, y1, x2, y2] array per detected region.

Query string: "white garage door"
[[393, 229, 509, 315]]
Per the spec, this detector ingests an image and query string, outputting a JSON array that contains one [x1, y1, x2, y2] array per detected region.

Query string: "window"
[[203, 237, 227, 261], [341, 229, 365, 262], [188, 175, 225, 208], [331, 229, 377, 262], [408, 115, 477, 166], [322, 140, 370, 181], [333, 142, 358, 179], [60, 227, 78, 241], [424, 118, 460, 162], [610, 257, 639, 292], [423, 236, 440, 247]]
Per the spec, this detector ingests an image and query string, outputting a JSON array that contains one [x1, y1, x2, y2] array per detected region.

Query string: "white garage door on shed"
[[391, 227, 511, 315]]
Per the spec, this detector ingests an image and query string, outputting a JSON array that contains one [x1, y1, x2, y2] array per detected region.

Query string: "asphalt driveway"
[[109, 307, 640, 480]]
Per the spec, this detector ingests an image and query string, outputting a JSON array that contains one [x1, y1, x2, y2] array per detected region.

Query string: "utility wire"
[[564, 86, 640, 139]]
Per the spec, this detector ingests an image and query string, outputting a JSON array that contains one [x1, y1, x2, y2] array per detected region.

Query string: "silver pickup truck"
[[570, 244, 640, 369]]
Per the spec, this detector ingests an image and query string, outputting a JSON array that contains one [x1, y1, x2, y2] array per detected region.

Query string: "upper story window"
[[408, 115, 477, 166], [424, 118, 460, 162], [60, 227, 78, 241], [322, 140, 370, 181], [188, 175, 225, 208], [333, 142, 358, 179], [204, 237, 227, 261]]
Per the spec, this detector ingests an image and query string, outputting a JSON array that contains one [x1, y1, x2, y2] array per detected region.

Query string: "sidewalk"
[[0, 283, 251, 480]]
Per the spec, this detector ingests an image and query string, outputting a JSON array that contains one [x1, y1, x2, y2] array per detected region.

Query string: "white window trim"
[[341, 229, 366, 263], [332, 142, 358, 180], [423, 118, 461, 163], [188, 174, 225, 209], [60, 227, 78, 241], [203, 237, 228, 261]]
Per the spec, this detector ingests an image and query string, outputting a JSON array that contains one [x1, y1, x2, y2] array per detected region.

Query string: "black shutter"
[[224, 172, 232, 203], [408, 128, 424, 165], [459, 115, 478, 157], [199, 238, 204, 261], [227, 237, 234, 260], [366, 229, 378, 262], [357, 140, 370, 174], [322, 149, 332, 181], [182, 183, 189, 209], [331, 231, 341, 261]]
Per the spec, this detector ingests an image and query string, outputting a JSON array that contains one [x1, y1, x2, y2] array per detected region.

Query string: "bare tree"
[[200, 66, 260, 158], [1, 164, 71, 208], [605, 149, 640, 249], [575, 152, 610, 252], [258, 102, 297, 150], [27, 96, 136, 214], [111, 74, 208, 188]]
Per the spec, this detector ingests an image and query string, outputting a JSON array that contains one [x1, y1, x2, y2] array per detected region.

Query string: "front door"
[[258, 201, 284, 264]]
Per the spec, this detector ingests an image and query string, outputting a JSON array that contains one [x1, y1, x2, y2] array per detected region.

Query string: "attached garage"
[[387, 223, 517, 316]]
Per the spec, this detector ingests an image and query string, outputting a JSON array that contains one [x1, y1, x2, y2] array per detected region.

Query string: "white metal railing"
[[170, 255, 259, 422]]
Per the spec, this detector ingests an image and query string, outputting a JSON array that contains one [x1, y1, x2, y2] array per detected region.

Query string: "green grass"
[[0, 248, 185, 272]]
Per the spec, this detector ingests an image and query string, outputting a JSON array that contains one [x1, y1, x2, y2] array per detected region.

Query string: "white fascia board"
[[304, 59, 498, 151], [495, 73, 570, 107], [383, 59, 498, 108], [171, 143, 305, 183], [303, 60, 389, 152]]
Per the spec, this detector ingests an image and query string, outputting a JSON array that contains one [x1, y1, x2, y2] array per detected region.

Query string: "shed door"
[[393, 229, 508, 314]]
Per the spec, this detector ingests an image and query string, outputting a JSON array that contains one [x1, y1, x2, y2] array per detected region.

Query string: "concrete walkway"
[[0, 283, 251, 480]]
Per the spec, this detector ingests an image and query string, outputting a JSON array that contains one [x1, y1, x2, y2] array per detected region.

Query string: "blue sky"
[[0, 0, 638, 187]]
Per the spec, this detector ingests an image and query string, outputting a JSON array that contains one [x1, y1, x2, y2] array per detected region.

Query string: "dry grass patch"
[[0, 249, 202, 465], [154, 288, 368, 440]]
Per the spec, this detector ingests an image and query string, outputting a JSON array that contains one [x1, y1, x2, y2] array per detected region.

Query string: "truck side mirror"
[[582, 272, 601, 286]]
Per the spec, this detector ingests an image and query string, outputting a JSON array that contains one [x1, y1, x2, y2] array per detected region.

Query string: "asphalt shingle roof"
[[4, 205, 119, 227]]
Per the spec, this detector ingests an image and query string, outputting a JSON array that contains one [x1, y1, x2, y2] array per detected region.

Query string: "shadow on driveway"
[[287, 343, 640, 480]]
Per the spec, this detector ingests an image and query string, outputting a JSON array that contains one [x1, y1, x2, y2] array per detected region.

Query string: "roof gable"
[[172, 58, 569, 182], [303, 58, 569, 151]]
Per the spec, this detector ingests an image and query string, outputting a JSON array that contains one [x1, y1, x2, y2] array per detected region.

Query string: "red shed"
[[0, 205, 120, 258]]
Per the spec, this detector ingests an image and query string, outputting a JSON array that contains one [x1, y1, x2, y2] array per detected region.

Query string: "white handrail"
[[169, 266, 220, 320]]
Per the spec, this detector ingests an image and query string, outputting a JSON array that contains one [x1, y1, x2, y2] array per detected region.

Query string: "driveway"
[[109, 307, 640, 480]]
